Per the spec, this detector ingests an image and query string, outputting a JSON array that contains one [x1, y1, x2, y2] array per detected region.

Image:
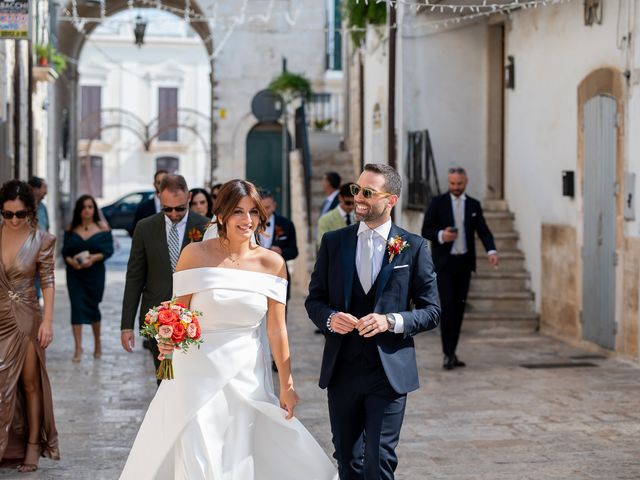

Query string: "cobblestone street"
[[2, 232, 640, 479]]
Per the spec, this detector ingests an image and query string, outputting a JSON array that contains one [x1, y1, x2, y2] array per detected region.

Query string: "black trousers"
[[327, 356, 407, 480], [437, 254, 472, 357]]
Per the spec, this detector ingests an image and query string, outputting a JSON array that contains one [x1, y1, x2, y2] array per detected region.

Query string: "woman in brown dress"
[[0, 180, 59, 473]]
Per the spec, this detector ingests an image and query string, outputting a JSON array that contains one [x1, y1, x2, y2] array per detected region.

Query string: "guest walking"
[[189, 188, 214, 219], [319, 171, 341, 217], [421, 167, 498, 370], [61, 195, 114, 363], [0, 180, 59, 473], [133, 169, 168, 231], [121, 174, 209, 382], [316, 183, 355, 249]]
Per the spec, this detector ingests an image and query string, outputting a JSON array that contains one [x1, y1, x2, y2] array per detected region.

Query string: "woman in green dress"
[[61, 195, 113, 362]]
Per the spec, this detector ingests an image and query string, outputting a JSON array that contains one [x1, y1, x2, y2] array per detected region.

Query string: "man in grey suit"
[[120, 174, 209, 379]]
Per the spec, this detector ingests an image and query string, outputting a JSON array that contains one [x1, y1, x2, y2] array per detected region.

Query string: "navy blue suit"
[[306, 222, 440, 479], [421, 193, 496, 358]]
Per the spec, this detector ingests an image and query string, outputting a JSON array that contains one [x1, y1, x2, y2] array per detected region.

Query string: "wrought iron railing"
[[405, 130, 441, 210]]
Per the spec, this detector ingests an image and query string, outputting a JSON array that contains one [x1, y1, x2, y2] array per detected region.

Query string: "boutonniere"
[[187, 227, 203, 243], [387, 235, 409, 263], [275, 225, 285, 239]]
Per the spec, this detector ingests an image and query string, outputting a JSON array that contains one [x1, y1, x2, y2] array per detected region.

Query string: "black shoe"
[[443, 355, 456, 370], [271, 361, 278, 372], [452, 354, 466, 368]]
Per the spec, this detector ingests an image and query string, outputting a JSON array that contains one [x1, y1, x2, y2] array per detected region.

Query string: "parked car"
[[101, 190, 154, 236]]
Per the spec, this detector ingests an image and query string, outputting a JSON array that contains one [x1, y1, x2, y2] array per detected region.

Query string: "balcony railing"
[[306, 92, 344, 135]]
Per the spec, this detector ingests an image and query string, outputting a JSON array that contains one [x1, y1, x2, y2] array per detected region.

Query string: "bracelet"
[[326, 312, 336, 333]]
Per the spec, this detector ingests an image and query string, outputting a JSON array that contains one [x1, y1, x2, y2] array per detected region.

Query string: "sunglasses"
[[349, 184, 391, 199], [448, 167, 466, 174], [1, 210, 28, 220], [161, 205, 188, 213], [343, 200, 354, 206]]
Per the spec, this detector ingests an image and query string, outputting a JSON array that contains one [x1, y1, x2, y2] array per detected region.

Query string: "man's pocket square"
[[393, 265, 409, 270], [472, 212, 477, 217]]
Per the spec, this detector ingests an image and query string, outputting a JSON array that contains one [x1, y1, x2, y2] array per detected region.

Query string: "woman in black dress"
[[61, 195, 113, 362]]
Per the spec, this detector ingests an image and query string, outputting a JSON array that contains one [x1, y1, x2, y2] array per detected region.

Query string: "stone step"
[[469, 270, 530, 292], [483, 199, 509, 211], [466, 291, 534, 312], [462, 311, 539, 332], [475, 231, 519, 252], [484, 211, 515, 233], [476, 251, 526, 272]]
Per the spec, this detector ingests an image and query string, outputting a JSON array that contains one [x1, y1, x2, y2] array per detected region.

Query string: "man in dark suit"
[[258, 190, 298, 299], [306, 163, 440, 480], [132, 169, 168, 231], [421, 167, 499, 370], [319, 171, 341, 217], [120, 174, 209, 380]]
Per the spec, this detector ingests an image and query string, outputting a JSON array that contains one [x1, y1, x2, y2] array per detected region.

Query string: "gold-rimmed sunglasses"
[[349, 184, 392, 199]]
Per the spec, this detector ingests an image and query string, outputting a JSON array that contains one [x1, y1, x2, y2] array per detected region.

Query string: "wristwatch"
[[386, 314, 396, 332]]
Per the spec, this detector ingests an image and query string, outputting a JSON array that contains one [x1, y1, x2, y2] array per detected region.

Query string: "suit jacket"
[[320, 194, 340, 216], [271, 214, 298, 262], [133, 198, 157, 231], [316, 208, 348, 248], [121, 211, 210, 331], [305, 223, 441, 394], [421, 192, 496, 273]]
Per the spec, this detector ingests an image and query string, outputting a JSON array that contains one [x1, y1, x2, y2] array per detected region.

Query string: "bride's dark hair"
[[213, 179, 268, 240]]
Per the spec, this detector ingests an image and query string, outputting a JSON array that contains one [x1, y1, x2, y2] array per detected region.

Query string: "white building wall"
[[504, 0, 630, 309], [363, 28, 389, 169]]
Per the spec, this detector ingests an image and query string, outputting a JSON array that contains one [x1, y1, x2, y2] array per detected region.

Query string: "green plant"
[[51, 51, 67, 74], [34, 43, 67, 74], [344, 0, 387, 47], [313, 118, 333, 131], [268, 71, 312, 103]]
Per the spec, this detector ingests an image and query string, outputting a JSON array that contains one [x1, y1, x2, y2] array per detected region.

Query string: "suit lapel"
[[375, 224, 403, 306], [444, 193, 454, 226], [181, 214, 194, 251], [464, 196, 473, 247], [154, 214, 172, 272], [342, 226, 358, 311]]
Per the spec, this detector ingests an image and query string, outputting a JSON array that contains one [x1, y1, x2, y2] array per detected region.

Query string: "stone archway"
[[54, 0, 216, 219]]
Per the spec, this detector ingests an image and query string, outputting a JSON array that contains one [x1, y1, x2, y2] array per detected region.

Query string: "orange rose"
[[158, 309, 179, 325], [171, 322, 187, 343]]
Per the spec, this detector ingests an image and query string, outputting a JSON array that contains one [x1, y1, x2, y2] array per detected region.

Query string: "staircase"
[[465, 200, 539, 331], [308, 132, 356, 238]]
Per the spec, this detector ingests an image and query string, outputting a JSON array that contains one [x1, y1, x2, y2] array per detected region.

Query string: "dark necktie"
[[345, 213, 351, 226]]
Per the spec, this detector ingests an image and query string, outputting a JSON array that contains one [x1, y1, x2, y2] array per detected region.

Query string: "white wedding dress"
[[120, 267, 337, 480]]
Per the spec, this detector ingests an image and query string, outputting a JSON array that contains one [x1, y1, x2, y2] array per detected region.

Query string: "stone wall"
[[540, 224, 581, 339], [621, 237, 640, 358]]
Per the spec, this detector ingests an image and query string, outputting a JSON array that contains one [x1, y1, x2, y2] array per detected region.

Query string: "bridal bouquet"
[[141, 299, 203, 380]]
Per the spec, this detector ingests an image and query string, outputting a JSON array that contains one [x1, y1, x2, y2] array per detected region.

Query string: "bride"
[[120, 180, 337, 480]]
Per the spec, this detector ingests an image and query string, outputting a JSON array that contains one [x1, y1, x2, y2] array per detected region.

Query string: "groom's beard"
[[354, 201, 386, 224]]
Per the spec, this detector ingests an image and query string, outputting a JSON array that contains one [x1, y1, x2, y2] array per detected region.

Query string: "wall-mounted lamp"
[[505, 55, 515, 90], [562, 170, 575, 198], [134, 15, 147, 48]]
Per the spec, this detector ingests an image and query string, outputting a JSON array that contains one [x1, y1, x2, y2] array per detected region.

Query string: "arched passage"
[[55, 1, 216, 217]]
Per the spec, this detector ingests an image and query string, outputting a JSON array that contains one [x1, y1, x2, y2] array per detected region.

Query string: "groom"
[[306, 163, 441, 479]]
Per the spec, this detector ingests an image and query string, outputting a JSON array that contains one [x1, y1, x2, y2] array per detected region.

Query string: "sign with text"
[[0, 0, 29, 39]]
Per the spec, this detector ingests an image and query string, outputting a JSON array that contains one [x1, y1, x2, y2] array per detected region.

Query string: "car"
[[101, 190, 155, 236]]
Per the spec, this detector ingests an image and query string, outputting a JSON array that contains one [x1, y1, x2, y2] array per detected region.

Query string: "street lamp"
[[134, 14, 147, 48]]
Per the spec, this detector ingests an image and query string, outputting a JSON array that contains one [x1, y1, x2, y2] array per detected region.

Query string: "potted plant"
[[35, 44, 52, 67], [268, 71, 312, 103]]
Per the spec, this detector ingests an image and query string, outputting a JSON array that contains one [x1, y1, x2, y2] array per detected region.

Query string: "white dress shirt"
[[437, 193, 497, 256], [164, 211, 189, 248], [259, 214, 275, 249], [154, 194, 162, 214], [355, 219, 405, 334], [337, 205, 353, 225]]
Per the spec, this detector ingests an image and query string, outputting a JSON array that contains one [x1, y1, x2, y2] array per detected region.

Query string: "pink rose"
[[158, 325, 173, 338], [186, 323, 197, 338], [181, 313, 193, 324]]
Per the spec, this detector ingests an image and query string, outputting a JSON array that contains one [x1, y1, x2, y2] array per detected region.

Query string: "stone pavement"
[[2, 232, 640, 479]]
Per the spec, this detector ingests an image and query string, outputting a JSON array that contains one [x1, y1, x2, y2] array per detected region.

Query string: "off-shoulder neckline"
[[174, 266, 285, 282]]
